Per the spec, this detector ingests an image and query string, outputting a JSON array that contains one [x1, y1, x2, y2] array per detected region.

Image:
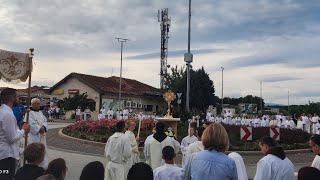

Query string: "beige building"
[[49, 72, 166, 119]]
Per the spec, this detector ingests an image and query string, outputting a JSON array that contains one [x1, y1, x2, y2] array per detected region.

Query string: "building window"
[[87, 99, 96, 111]]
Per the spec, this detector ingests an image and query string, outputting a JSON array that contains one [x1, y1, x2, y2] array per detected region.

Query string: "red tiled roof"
[[49, 72, 163, 96], [18, 86, 50, 94]]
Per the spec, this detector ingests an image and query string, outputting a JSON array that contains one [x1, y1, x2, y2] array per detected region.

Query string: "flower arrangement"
[[62, 118, 156, 143]]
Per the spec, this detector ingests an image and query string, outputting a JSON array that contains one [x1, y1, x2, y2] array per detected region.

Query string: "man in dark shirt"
[[14, 143, 46, 180], [12, 103, 26, 129]]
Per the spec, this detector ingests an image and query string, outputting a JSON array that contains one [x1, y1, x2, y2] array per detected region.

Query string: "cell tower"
[[158, 8, 171, 89]]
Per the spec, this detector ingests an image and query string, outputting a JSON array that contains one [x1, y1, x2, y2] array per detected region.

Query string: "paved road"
[[46, 122, 312, 180]]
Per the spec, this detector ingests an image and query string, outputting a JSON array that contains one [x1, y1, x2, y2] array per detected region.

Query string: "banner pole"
[[23, 48, 34, 165]]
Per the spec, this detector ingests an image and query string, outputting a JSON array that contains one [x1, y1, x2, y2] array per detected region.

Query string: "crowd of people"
[[205, 110, 320, 134], [1, 87, 320, 180]]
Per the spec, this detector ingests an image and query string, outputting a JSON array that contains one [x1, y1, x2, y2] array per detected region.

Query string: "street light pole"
[[288, 90, 290, 116], [260, 81, 263, 115], [185, 0, 193, 112], [115, 37, 129, 110], [221, 67, 224, 112]]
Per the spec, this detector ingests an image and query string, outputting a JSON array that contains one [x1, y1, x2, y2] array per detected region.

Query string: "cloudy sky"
[[1, 0, 320, 105]]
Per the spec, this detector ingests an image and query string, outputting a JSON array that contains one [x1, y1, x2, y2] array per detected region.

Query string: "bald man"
[[24, 98, 48, 169]]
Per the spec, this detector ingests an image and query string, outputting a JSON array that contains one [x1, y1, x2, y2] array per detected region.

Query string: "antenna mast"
[[158, 8, 171, 89]]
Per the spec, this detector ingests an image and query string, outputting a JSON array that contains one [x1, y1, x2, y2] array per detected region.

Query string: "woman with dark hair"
[[127, 162, 153, 180], [38, 158, 67, 180], [79, 161, 104, 180]]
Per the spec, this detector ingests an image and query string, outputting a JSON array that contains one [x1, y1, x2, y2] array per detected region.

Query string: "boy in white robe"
[[144, 127, 156, 164], [105, 121, 132, 180], [228, 152, 248, 180], [25, 98, 49, 169], [254, 137, 294, 180], [181, 127, 197, 166], [125, 121, 140, 171], [153, 146, 182, 180], [145, 122, 180, 170], [184, 127, 205, 163]]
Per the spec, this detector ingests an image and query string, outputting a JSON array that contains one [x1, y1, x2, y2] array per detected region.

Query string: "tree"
[[164, 66, 216, 112], [63, 92, 90, 111]]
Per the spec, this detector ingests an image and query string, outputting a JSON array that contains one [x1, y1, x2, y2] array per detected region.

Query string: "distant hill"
[[265, 103, 286, 107]]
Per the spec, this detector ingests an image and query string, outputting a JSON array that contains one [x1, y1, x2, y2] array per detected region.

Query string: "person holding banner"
[[0, 88, 30, 180], [25, 98, 49, 169]]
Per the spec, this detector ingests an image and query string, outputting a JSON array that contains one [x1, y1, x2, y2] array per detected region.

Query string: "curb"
[[58, 129, 105, 147], [59, 128, 310, 155], [47, 145, 104, 157], [227, 148, 311, 156]]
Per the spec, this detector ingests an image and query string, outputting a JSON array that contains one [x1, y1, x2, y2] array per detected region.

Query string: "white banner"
[[0, 49, 32, 83]]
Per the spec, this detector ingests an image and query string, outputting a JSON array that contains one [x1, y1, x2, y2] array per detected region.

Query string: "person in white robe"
[[315, 121, 320, 135], [180, 126, 197, 166], [228, 152, 248, 180], [184, 127, 205, 163], [302, 114, 310, 132], [231, 118, 236, 125], [145, 122, 180, 170], [269, 119, 278, 127], [235, 117, 241, 126], [123, 108, 129, 120], [144, 127, 156, 164], [153, 146, 182, 180], [260, 117, 269, 127], [253, 117, 261, 128], [288, 118, 296, 129], [208, 115, 215, 123], [241, 117, 247, 126], [206, 110, 212, 122], [105, 121, 132, 180], [24, 98, 49, 169], [226, 110, 233, 124], [312, 114, 319, 134], [254, 137, 294, 180], [296, 117, 304, 130], [75, 106, 82, 121], [216, 115, 223, 124], [100, 107, 106, 119], [116, 109, 120, 120], [283, 119, 291, 129], [309, 135, 320, 170], [125, 121, 140, 171]]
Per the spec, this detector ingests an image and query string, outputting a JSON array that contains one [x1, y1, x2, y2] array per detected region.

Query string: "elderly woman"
[[182, 123, 237, 180]]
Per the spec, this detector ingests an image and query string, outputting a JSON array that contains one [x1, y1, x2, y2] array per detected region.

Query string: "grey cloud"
[[126, 48, 222, 60], [2, 0, 320, 59], [259, 76, 302, 83]]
